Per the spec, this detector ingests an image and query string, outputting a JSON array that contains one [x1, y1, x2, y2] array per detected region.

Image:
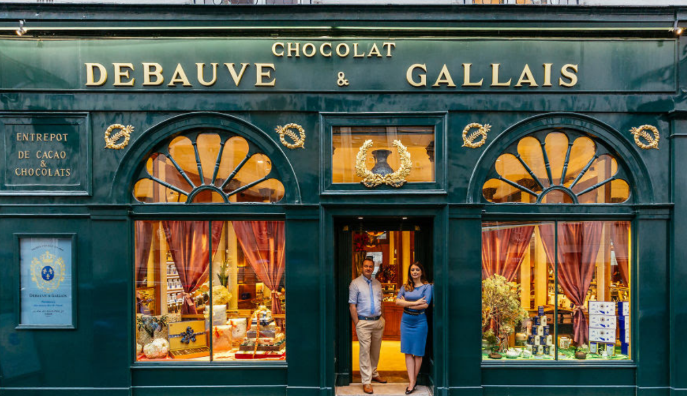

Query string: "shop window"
[[332, 126, 436, 184], [482, 132, 630, 204], [133, 131, 285, 203], [135, 220, 286, 362], [482, 221, 631, 361]]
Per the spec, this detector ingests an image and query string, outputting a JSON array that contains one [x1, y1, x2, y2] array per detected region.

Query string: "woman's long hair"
[[405, 261, 429, 292]]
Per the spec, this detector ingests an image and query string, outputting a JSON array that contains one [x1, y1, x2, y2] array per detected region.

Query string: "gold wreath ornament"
[[275, 123, 305, 149], [462, 123, 491, 149], [104, 124, 134, 150], [355, 140, 412, 188], [630, 125, 660, 150]]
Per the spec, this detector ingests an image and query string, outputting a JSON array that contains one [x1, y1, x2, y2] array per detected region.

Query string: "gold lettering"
[[383, 42, 396, 57], [320, 43, 332, 57], [462, 63, 483, 87], [491, 63, 511, 87], [559, 64, 578, 88], [255, 63, 276, 87], [85, 63, 107, 86], [353, 43, 365, 58], [515, 64, 538, 87], [142, 63, 164, 86], [543, 63, 553, 87], [168, 64, 192, 87], [367, 43, 382, 58], [272, 42, 285, 57], [113, 63, 135, 87], [432, 64, 456, 88], [287, 42, 300, 58], [406, 64, 427, 87], [196, 63, 219, 87], [336, 43, 350, 58], [225, 63, 250, 86], [18, 151, 29, 159], [302, 43, 316, 58]]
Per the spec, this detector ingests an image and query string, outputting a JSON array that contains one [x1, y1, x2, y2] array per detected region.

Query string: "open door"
[[335, 218, 433, 388]]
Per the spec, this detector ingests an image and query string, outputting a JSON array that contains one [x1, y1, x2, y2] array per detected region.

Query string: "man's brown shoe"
[[363, 384, 374, 394], [372, 376, 387, 384]]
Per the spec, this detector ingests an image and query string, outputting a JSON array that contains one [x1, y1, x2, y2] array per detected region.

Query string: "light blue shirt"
[[349, 275, 382, 317]]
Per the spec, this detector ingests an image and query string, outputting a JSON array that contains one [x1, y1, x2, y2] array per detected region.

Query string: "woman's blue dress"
[[397, 283, 433, 356]]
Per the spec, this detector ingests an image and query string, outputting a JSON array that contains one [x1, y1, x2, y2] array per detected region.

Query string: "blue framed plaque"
[[16, 234, 77, 329]]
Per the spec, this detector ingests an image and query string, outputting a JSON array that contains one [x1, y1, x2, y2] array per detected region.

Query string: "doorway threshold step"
[[336, 384, 432, 396]]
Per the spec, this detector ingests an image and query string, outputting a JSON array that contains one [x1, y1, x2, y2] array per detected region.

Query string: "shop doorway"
[[335, 217, 433, 388]]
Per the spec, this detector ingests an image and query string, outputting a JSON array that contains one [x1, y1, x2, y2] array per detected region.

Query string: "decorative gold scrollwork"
[[355, 140, 412, 188], [275, 123, 306, 149], [462, 123, 491, 149], [104, 124, 134, 150], [630, 125, 660, 150]]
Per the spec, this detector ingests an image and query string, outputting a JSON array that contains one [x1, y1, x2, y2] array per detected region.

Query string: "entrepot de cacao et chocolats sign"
[[0, 115, 90, 196]]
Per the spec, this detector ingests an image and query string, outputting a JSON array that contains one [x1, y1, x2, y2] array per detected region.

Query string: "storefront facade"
[[0, 4, 685, 396]]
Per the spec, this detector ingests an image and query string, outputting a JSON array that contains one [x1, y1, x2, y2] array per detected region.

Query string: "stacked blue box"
[[525, 306, 554, 355], [618, 302, 630, 355]]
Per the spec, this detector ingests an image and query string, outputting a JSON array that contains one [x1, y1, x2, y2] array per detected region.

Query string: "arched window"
[[133, 130, 285, 204], [480, 128, 634, 362], [482, 131, 631, 204]]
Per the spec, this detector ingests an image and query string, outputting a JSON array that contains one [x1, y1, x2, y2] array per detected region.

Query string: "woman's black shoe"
[[406, 385, 415, 394]]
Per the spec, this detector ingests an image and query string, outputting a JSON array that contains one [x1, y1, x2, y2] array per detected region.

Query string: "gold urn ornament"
[[355, 140, 412, 188]]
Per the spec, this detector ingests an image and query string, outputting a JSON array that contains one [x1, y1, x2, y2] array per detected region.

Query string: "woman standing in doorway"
[[395, 262, 433, 394]]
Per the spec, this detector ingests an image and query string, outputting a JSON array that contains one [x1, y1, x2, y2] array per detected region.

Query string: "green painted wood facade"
[[0, 4, 685, 396]]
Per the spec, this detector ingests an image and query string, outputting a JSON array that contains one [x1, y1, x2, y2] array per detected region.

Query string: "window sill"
[[481, 360, 635, 369], [131, 361, 287, 370]]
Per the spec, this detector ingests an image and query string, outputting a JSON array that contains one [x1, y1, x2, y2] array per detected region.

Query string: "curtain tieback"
[[572, 305, 587, 317], [183, 292, 195, 307]]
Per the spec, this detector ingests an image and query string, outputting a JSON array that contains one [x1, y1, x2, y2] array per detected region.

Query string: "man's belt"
[[358, 315, 381, 321], [403, 308, 425, 316]]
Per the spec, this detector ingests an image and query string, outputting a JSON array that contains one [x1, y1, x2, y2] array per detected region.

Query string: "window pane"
[[540, 189, 574, 204], [482, 222, 556, 360], [556, 221, 631, 361], [482, 221, 632, 361], [332, 126, 435, 183], [483, 178, 538, 203], [564, 137, 596, 187], [494, 154, 543, 195], [134, 220, 286, 362], [517, 136, 549, 189], [212, 221, 286, 361], [544, 133, 569, 186]]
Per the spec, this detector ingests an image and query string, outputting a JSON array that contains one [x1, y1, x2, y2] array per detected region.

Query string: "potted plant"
[[482, 274, 528, 358]]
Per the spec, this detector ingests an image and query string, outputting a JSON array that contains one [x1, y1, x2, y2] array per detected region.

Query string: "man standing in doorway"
[[349, 257, 387, 394]]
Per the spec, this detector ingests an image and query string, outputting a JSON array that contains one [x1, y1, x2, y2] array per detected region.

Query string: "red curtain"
[[233, 221, 286, 316], [539, 223, 603, 345], [611, 222, 630, 287], [135, 221, 154, 289], [481, 225, 535, 281], [163, 221, 224, 314]]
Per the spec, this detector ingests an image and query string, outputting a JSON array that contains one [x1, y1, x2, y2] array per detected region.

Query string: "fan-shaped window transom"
[[133, 130, 285, 204], [482, 131, 630, 204]]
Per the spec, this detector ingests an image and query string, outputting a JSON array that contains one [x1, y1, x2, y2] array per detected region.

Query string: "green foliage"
[[482, 274, 528, 351]]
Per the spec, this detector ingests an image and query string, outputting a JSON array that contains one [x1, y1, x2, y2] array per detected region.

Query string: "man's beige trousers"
[[356, 317, 385, 385]]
